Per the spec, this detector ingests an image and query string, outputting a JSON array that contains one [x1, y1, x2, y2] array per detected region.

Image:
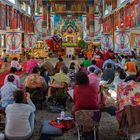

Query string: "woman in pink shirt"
[[26, 57, 38, 74]]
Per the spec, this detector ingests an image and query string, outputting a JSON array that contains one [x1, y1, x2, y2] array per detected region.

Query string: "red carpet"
[[0, 62, 27, 87]]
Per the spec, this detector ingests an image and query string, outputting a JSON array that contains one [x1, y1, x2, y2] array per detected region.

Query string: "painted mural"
[[101, 34, 113, 50], [114, 30, 131, 53], [6, 32, 22, 54]]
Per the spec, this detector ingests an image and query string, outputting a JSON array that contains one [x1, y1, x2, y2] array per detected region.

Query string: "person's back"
[[52, 66, 70, 86], [5, 90, 35, 139], [55, 57, 65, 73], [125, 61, 137, 75], [74, 84, 99, 113], [82, 57, 91, 68], [103, 58, 115, 70], [0, 75, 18, 107], [4, 67, 21, 88], [6, 103, 34, 137], [0, 82, 17, 104], [102, 63, 115, 84], [74, 72, 99, 113], [96, 58, 104, 69], [26, 58, 38, 74], [24, 67, 47, 91]]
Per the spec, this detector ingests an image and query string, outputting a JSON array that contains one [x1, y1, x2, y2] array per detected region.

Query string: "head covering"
[[7, 75, 15, 82]]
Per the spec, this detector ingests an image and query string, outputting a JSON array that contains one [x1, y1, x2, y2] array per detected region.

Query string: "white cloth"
[[5, 99, 35, 137]]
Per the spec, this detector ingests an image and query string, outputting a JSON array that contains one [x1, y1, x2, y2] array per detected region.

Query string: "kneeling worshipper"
[[26, 56, 38, 74], [4, 67, 21, 89], [10, 57, 22, 71], [5, 90, 36, 140], [48, 66, 70, 97], [23, 67, 47, 102], [0, 75, 18, 108]]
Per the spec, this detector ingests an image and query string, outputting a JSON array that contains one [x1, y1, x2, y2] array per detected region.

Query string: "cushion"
[[41, 120, 63, 136]]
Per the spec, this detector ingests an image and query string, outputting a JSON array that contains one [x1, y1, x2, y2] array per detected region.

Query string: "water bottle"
[[60, 111, 65, 118]]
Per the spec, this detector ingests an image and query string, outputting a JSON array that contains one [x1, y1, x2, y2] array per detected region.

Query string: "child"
[[11, 57, 22, 71]]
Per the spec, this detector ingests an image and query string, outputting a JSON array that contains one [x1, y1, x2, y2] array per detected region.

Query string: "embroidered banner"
[[114, 30, 131, 53], [6, 32, 22, 54], [101, 34, 113, 50], [24, 34, 37, 49]]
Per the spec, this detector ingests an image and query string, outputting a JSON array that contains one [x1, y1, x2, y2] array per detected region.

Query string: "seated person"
[[4, 67, 21, 89], [68, 62, 76, 82], [41, 60, 55, 76], [54, 57, 65, 73], [24, 67, 47, 101], [101, 63, 115, 84], [88, 59, 101, 74], [5, 90, 36, 140], [81, 57, 91, 68], [10, 57, 22, 71], [48, 66, 70, 107], [40, 66, 50, 86], [73, 72, 99, 113], [50, 65, 70, 87], [125, 58, 137, 76], [0, 75, 18, 108], [88, 67, 100, 91], [26, 56, 38, 74]]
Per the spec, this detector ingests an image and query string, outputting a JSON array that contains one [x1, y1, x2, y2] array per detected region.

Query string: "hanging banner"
[[138, 0, 140, 26], [0, 2, 6, 30], [101, 34, 113, 50], [83, 16, 87, 40], [24, 34, 37, 49], [133, 34, 140, 49], [6, 32, 22, 54], [134, 3, 138, 26], [35, 16, 52, 40], [94, 16, 101, 40], [114, 30, 131, 53]]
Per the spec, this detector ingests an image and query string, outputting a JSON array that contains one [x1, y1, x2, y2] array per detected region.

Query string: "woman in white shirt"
[[10, 57, 22, 71], [5, 90, 36, 140]]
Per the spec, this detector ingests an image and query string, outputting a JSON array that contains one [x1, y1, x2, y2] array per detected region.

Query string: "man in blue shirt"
[[103, 57, 115, 70], [88, 60, 101, 74]]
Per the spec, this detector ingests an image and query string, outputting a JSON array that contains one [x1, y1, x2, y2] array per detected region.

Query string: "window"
[[120, 0, 126, 4], [28, 5, 31, 15], [0, 35, 5, 48], [8, 0, 15, 4]]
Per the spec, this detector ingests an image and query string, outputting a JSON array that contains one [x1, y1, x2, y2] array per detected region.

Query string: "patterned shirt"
[[0, 82, 18, 104], [24, 74, 47, 91]]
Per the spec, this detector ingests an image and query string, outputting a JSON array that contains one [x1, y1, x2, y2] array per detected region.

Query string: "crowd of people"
[[0, 48, 140, 139]]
